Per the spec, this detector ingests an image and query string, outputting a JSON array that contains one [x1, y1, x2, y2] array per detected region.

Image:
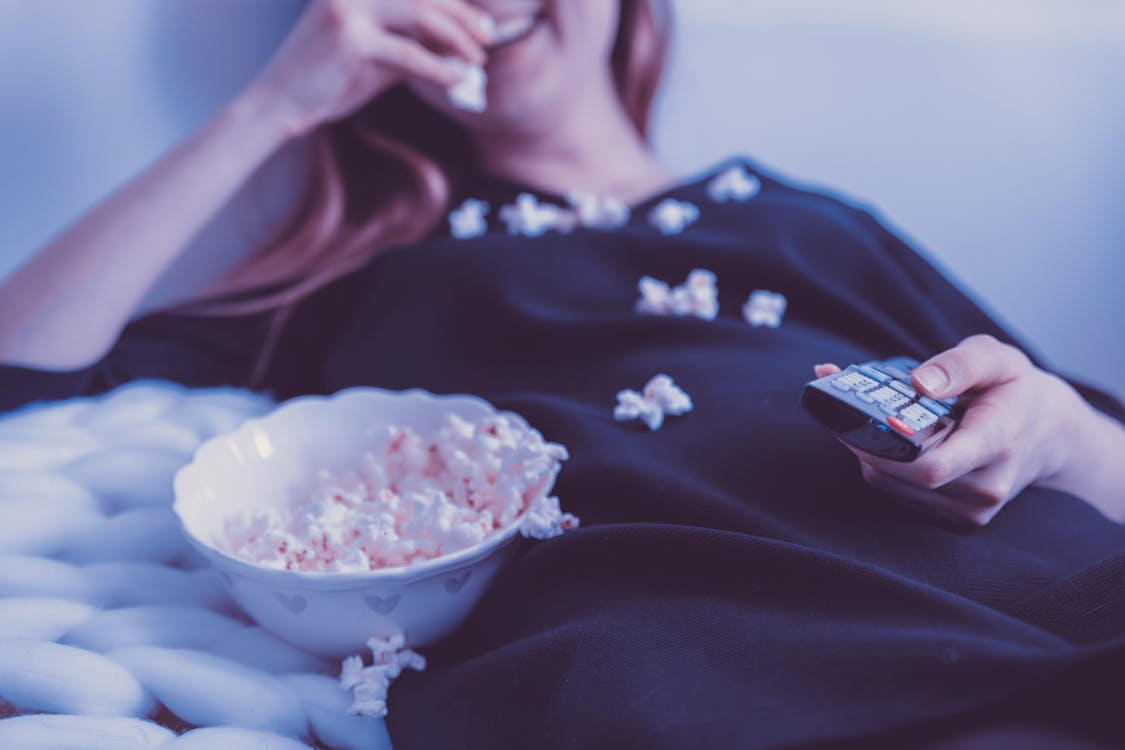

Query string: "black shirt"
[[4, 158, 1125, 748]]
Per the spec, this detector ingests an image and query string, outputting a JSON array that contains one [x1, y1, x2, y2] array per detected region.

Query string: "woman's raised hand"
[[0, 0, 493, 369], [816, 334, 1125, 526], [246, 0, 495, 139]]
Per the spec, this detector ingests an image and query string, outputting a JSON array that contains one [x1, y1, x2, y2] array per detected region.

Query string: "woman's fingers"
[[858, 462, 977, 525], [828, 338, 1073, 526], [343, 19, 466, 87], [358, 0, 490, 63], [407, 3, 488, 64], [373, 33, 469, 86], [432, 0, 497, 46], [849, 413, 1003, 491], [912, 334, 1030, 400], [246, 0, 489, 136], [951, 461, 1024, 512], [848, 405, 1026, 524], [813, 363, 842, 378], [858, 460, 1006, 526]]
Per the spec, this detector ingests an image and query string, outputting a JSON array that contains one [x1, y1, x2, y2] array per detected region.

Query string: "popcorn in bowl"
[[172, 388, 579, 660], [219, 412, 576, 573]]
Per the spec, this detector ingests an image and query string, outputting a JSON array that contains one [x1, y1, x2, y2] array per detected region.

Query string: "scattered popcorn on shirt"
[[449, 199, 490, 240], [340, 633, 426, 719], [567, 192, 631, 231], [635, 269, 719, 320], [221, 413, 574, 573], [648, 198, 700, 235], [499, 193, 578, 237], [707, 165, 761, 203], [446, 60, 488, 113], [615, 374, 694, 431], [743, 290, 787, 328]]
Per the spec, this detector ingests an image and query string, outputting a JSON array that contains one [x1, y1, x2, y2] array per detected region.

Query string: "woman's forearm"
[[0, 89, 293, 370], [0, 0, 497, 372], [1040, 403, 1125, 522]]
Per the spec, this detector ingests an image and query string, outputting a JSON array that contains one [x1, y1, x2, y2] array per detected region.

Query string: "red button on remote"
[[886, 416, 915, 436]]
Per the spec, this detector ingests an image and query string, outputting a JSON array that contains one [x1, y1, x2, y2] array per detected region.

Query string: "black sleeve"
[[0, 310, 278, 414], [857, 207, 1125, 424]]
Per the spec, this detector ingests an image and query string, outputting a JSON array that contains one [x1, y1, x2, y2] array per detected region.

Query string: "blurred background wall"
[[1, 0, 1121, 398]]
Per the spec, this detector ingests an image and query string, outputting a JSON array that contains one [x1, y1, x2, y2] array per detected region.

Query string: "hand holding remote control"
[[803, 335, 1111, 526], [802, 356, 960, 462]]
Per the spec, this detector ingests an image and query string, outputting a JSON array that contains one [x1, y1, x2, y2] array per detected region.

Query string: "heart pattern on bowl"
[[364, 593, 402, 615], [273, 591, 308, 614], [444, 570, 472, 594]]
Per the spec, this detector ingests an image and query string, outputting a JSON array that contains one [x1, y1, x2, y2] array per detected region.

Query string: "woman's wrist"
[[1038, 393, 1125, 521], [226, 85, 309, 152]]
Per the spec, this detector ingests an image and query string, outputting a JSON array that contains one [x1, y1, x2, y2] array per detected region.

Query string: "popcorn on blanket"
[[340, 634, 426, 719]]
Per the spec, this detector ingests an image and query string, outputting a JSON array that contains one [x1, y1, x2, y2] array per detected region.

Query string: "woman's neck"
[[472, 84, 675, 206]]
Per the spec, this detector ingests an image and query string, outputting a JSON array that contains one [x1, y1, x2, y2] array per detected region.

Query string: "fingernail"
[[914, 365, 948, 394], [480, 15, 496, 40]]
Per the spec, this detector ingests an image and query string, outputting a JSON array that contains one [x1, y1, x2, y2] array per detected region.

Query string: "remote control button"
[[855, 390, 875, 403], [880, 363, 913, 382], [919, 396, 951, 417], [878, 394, 910, 413], [886, 416, 915, 436], [899, 403, 939, 431], [859, 365, 891, 383], [869, 386, 897, 403], [884, 357, 919, 372], [889, 380, 917, 399], [853, 376, 878, 392], [830, 372, 879, 393]]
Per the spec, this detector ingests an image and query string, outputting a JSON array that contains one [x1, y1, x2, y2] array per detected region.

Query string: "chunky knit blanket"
[[0, 381, 392, 750]]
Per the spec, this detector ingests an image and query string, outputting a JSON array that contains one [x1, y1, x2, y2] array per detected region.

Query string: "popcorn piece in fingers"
[[446, 59, 487, 113]]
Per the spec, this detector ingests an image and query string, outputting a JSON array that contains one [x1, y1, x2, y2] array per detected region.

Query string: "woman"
[[2, 1, 1124, 747]]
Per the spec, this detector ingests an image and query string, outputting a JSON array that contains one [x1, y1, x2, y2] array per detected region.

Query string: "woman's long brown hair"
[[177, 0, 672, 379]]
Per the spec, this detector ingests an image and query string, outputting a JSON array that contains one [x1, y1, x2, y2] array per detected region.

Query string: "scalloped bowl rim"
[[172, 387, 546, 588]]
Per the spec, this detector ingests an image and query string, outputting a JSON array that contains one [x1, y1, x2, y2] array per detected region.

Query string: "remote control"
[[800, 357, 962, 462]]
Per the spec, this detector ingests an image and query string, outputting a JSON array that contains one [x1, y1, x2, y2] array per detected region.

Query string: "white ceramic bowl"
[[173, 387, 552, 659]]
